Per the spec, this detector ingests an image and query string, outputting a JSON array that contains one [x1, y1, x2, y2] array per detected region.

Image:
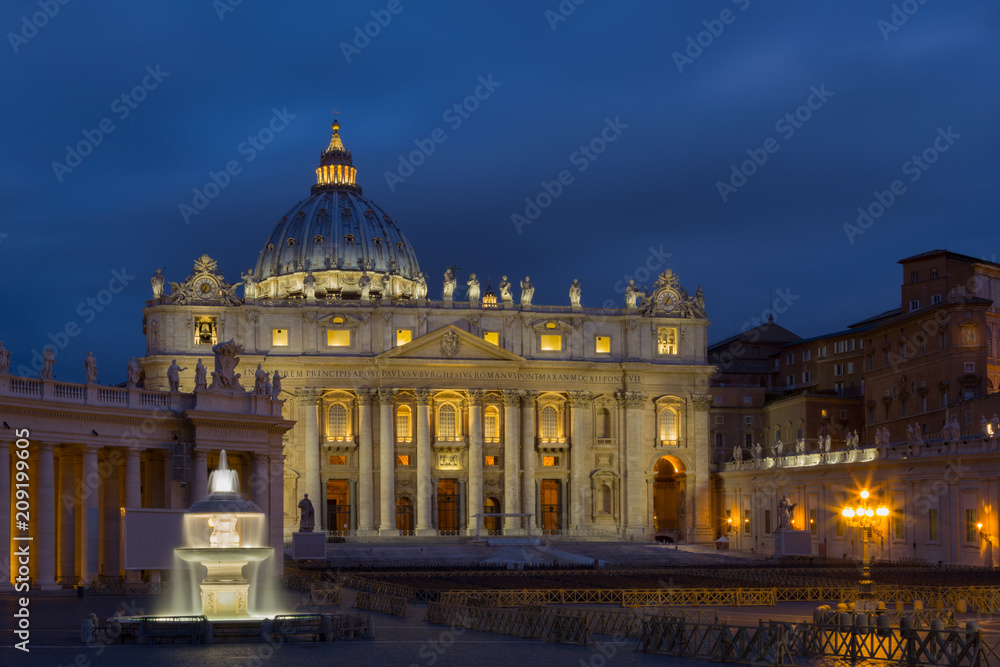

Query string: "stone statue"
[[194, 359, 208, 390], [263, 371, 272, 398], [982, 416, 990, 437], [992, 414, 1000, 438], [126, 357, 141, 388], [874, 429, 882, 447], [906, 423, 915, 445], [254, 363, 268, 395], [359, 272, 372, 301], [467, 273, 480, 302], [753, 441, 762, 461], [414, 272, 428, 300], [271, 370, 284, 400], [520, 276, 534, 307], [298, 494, 315, 532], [0, 341, 9, 375], [443, 268, 456, 301], [880, 427, 890, 447], [241, 269, 257, 300], [303, 272, 316, 300], [912, 423, 924, 446], [796, 438, 805, 454], [823, 435, 831, 452], [625, 279, 640, 309], [209, 340, 244, 392], [499, 275, 513, 303], [40, 346, 55, 380], [84, 351, 97, 384], [775, 437, 783, 456], [777, 494, 797, 531], [569, 279, 582, 307], [732, 445, 742, 462], [151, 268, 165, 299], [949, 415, 961, 442], [167, 359, 186, 392], [693, 286, 706, 318]]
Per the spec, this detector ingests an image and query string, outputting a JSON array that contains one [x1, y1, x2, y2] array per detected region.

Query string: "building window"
[[931, 294, 942, 304], [966, 509, 979, 543], [744, 432, 753, 448], [328, 329, 351, 347], [910, 270, 918, 284], [744, 509, 750, 534], [659, 408, 678, 442], [396, 329, 412, 346], [917, 337, 925, 355], [818, 346, 827, 358], [894, 510, 905, 540], [847, 361, 854, 374], [834, 364, 844, 377], [328, 404, 348, 440], [964, 362, 976, 373], [715, 432, 724, 447], [940, 330, 947, 349], [397, 455, 410, 466], [743, 396, 752, 405], [928, 508, 939, 540], [802, 371, 811, 383], [329, 455, 346, 465], [835, 341, 845, 354], [194, 316, 218, 346], [786, 353, 794, 365], [595, 336, 611, 354], [941, 389, 948, 407], [744, 416, 754, 424], [715, 415, 725, 425], [930, 268, 938, 279], [764, 509, 772, 535], [809, 508, 817, 535], [272, 328, 289, 346], [597, 408, 611, 438], [438, 404, 457, 438], [802, 350, 811, 362], [657, 327, 678, 355], [542, 456, 558, 467], [396, 406, 412, 442], [540, 334, 562, 351], [836, 513, 845, 537], [484, 406, 499, 442], [714, 395, 722, 405], [540, 405, 558, 440], [484, 455, 497, 466], [484, 331, 500, 346], [786, 375, 794, 387], [909, 299, 920, 312]]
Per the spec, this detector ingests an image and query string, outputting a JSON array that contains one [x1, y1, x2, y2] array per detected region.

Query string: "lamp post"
[[841, 489, 889, 604]]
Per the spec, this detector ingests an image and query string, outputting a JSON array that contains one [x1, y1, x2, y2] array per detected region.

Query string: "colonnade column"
[[100, 450, 121, 576], [569, 392, 593, 531], [57, 448, 75, 581], [251, 453, 269, 520], [124, 448, 142, 581], [357, 389, 374, 534], [192, 449, 208, 504], [414, 389, 434, 535], [689, 394, 715, 543], [620, 392, 647, 540], [378, 389, 397, 534], [520, 391, 538, 532], [0, 440, 11, 591], [501, 390, 521, 533], [36, 443, 58, 590], [466, 390, 483, 536], [80, 445, 99, 582], [296, 388, 323, 530], [268, 454, 283, 575]]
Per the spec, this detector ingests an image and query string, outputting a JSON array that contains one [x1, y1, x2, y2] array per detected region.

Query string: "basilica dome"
[[251, 120, 424, 301]]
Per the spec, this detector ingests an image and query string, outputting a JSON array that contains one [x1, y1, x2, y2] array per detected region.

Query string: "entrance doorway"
[[396, 497, 413, 533], [540, 479, 562, 533], [484, 497, 501, 535], [326, 479, 352, 533], [653, 456, 685, 541], [437, 479, 459, 534]]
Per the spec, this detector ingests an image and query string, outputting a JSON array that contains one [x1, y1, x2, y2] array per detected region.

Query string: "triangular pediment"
[[377, 325, 524, 362]]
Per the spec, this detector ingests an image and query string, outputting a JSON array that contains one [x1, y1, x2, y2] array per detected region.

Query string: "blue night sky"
[[1, 1, 998, 383]]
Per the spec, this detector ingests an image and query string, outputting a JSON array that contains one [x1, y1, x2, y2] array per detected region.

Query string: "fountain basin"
[[176, 547, 273, 564]]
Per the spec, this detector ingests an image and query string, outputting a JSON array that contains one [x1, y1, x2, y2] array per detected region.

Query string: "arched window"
[[540, 405, 558, 440], [597, 408, 611, 439], [328, 404, 348, 440], [659, 408, 677, 442], [438, 404, 456, 438], [484, 406, 499, 442], [396, 405, 412, 442]]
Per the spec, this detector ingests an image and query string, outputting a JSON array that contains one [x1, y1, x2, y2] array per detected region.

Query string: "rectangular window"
[[848, 339, 856, 351], [930, 268, 938, 279], [743, 416, 754, 424], [966, 509, 979, 543], [328, 329, 351, 347], [329, 455, 346, 465], [964, 362, 976, 373], [540, 334, 562, 351], [764, 509, 772, 535], [802, 371, 811, 383], [715, 432, 724, 447], [484, 331, 500, 346], [931, 294, 942, 304], [542, 456, 558, 467], [847, 361, 854, 374], [272, 328, 289, 346], [743, 396, 752, 405], [818, 346, 827, 358], [835, 341, 845, 354], [657, 327, 678, 355], [194, 316, 218, 345], [928, 508, 939, 541], [836, 514, 845, 537], [713, 395, 722, 405], [786, 375, 794, 387], [396, 329, 412, 346], [396, 455, 410, 466], [910, 270, 918, 284], [809, 509, 817, 535], [786, 353, 794, 365], [745, 432, 753, 448], [834, 364, 844, 376], [894, 510, 905, 540], [715, 415, 725, 425], [595, 336, 611, 354], [743, 509, 750, 534], [802, 350, 811, 362], [484, 455, 497, 466], [909, 299, 920, 312]]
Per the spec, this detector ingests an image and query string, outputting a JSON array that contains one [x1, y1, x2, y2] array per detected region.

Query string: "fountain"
[[175, 451, 273, 617]]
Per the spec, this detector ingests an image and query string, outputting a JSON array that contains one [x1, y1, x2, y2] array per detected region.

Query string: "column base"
[[502, 527, 528, 537], [356, 528, 379, 538], [623, 525, 651, 542], [415, 527, 438, 537], [378, 527, 399, 537], [34, 582, 63, 592], [689, 525, 716, 544]]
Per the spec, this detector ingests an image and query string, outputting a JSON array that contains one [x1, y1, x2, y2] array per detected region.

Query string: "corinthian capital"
[[501, 389, 520, 406], [376, 388, 397, 403], [413, 388, 433, 405], [690, 393, 713, 411]]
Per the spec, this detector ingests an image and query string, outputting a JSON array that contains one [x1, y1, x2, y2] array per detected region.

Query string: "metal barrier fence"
[[353, 591, 408, 616], [425, 601, 593, 645], [443, 587, 777, 608]]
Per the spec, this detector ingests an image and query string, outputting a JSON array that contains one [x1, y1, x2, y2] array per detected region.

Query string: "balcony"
[[324, 435, 357, 453], [536, 437, 568, 453], [433, 436, 467, 453]]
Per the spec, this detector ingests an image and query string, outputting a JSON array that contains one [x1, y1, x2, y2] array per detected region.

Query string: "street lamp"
[[841, 489, 890, 605]]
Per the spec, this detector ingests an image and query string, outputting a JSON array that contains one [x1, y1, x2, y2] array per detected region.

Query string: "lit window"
[[540, 334, 562, 351], [396, 329, 412, 346], [329, 455, 346, 465], [194, 316, 218, 346], [542, 456, 557, 467], [540, 406, 558, 440], [657, 327, 678, 355], [328, 404, 348, 440], [396, 406, 412, 442], [966, 509, 979, 543], [396, 455, 410, 466], [272, 328, 289, 346], [659, 408, 677, 442], [595, 336, 611, 354], [438, 404, 456, 438], [484, 331, 499, 346], [328, 329, 351, 347], [484, 406, 499, 441], [484, 455, 497, 466]]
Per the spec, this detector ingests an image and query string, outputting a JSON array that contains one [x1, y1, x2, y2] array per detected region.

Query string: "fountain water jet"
[[175, 450, 273, 617]]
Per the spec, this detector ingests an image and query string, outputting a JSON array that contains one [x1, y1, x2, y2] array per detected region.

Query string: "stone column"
[[458, 479, 467, 532], [0, 440, 11, 591], [192, 449, 208, 504], [689, 393, 715, 543], [620, 392, 648, 540], [58, 448, 76, 581], [268, 454, 283, 575], [521, 391, 538, 531], [348, 479, 357, 531], [378, 389, 397, 534], [125, 448, 142, 507], [100, 450, 121, 576], [252, 453, 269, 519], [163, 450, 174, 510], [357, 389, 374, 533], [36, 443, 58, 590], [501, 390, 521, 533], [414, 389, 434, 535], [296, 388, 324, 530], [80, 445, 100, 582], [569, 392, 593, 531], [466, 390, 483, 535]]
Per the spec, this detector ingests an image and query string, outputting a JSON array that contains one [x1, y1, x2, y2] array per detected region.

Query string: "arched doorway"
[[437, 479, 459, 535], [396, 497, 413, 534], [483, 497, 501, 535], [653, 456, 685, 541]]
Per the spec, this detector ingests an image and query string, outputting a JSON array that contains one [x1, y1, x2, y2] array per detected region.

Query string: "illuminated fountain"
[[175, 451, 273, 617]]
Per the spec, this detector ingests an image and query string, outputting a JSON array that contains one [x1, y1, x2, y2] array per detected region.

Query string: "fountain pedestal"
[[176, 546, 273, 616]]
